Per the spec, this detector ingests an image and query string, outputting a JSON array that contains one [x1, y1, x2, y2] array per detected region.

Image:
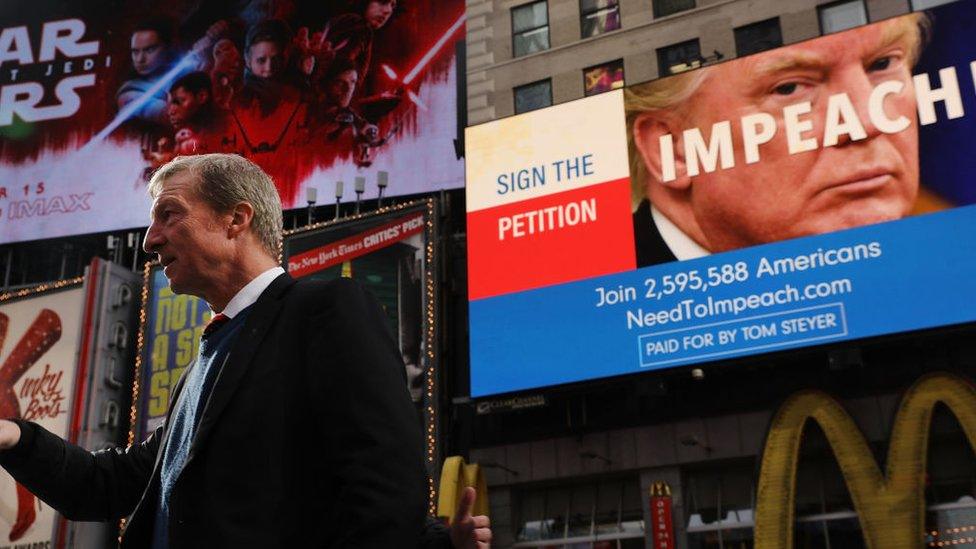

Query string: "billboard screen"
[[0, 0, 464, 244], [0, 284, 84, 544], [465, 3, 976, 397], [133, 265, 212, 441]]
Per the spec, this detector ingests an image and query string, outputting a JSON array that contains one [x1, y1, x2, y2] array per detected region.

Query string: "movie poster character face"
[[131, 29, 170, 76]]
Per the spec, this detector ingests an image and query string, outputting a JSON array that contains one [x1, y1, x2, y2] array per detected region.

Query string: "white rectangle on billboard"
[[465, 90, 629, 212]]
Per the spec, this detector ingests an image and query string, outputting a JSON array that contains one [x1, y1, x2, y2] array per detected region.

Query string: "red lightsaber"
[[380, 13, 465, 110]]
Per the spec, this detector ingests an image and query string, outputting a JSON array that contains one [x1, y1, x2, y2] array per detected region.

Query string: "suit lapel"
[[633, 199, 679, 267], [185, 273, 295, 464]]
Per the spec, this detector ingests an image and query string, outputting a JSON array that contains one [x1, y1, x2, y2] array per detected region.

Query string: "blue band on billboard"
[[470, 206, 976, 397]]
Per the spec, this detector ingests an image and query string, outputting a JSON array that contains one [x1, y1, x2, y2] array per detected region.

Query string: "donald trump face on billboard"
[[627, 14, 929, 266]]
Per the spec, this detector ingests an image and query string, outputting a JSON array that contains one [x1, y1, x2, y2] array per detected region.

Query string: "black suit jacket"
[[633, 199, 679, 268], [1, 274, 428, 547]]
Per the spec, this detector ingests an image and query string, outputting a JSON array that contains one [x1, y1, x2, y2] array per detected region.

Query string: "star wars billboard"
[[466, 3, 976, 397], [0, 0, 464, 244]]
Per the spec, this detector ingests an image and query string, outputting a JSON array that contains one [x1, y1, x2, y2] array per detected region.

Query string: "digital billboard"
[[0, 0, 464, 244], [465, 3, 976, 397]]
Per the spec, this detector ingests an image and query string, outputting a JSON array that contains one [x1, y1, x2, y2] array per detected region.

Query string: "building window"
[[653, 0, 696, 18], [514, 79, 552, 114], [657, 38, 701, 76], [515, 477, 644, 545], [685, 462, 758, 547], [580, 0, 621, 38], [818, 0, 868, 35], [512, 1, 550, 58], [583, 59, 625, 96], [911, 0, 957, 9], [734, 18, 783, 57]]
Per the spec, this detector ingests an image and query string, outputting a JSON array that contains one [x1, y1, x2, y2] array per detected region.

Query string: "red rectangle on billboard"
[[467, 177, 635, 300]]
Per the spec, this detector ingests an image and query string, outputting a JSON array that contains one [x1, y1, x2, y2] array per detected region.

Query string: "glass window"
[[514, 79, 552, 114], [912, 0, 957, 10], [734, 18, 783, 57], [654, 0, 696, 18], [568, 485, 596, 537], [657, 38, 701, 76], [513, 1, 550, 57], [818, 0, 868, 35], [581, 0, 621, 38], [583, 59, 625, 96], [685, 463, 758, 549], [515, 477, 645, 545]]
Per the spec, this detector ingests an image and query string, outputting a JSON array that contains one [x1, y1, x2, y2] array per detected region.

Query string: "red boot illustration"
[[0, 310, 62, 541]]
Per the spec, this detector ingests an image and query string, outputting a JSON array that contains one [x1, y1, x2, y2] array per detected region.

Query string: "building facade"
[[466, 0, 950, 125], [468, 336, 976, 548]]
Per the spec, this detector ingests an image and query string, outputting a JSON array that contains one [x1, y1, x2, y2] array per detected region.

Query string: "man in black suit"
[[0, 154, 490, 548]]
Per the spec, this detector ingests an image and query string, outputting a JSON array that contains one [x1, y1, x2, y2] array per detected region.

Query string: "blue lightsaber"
[[80, 52, 200, 152]]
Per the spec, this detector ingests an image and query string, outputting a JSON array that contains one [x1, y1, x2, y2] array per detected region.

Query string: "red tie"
[[203, 313, 230, 337]]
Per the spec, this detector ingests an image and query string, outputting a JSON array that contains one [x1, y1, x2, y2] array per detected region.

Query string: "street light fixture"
[[354, 176, 366, 214], [334, 180, 344, 221], [377, 170, 389, 208], [306, 186, 317, 226]]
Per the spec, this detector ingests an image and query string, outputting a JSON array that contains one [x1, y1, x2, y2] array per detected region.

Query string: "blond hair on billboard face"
[[624, 70, 706, 209]]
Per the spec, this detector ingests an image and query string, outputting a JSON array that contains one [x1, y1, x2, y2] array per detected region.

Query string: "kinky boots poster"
[[0, 285, 85, 547]]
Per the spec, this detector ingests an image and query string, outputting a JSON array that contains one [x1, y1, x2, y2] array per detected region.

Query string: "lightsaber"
[[80, 52, 200, 152], [403, 13, 465, 85], [380, 64, 427, 110], [406, 89, 428, 111], [379, 13, 464, 111]]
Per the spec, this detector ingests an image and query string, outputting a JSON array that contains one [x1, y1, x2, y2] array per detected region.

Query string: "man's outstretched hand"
[[0, 420, 20, 450], [449, 486, 492, 549]]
